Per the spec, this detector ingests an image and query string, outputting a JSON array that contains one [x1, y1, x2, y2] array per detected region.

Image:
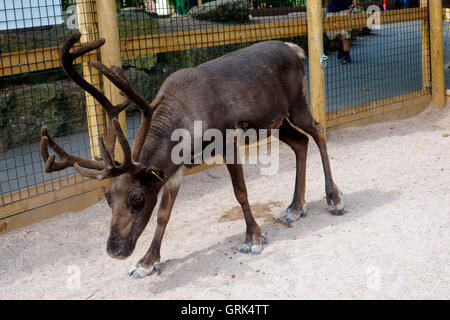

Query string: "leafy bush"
[[188, 0, 250, 23], [0, 81, 86, 152], [261, 1, 306, 8]]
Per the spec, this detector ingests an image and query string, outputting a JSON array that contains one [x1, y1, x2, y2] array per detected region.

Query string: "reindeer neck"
[[136, 101, 183, 176]]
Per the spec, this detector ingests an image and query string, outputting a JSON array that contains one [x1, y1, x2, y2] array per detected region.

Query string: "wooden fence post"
[[76, 0, 106, 159], [307, 0, 326, 134], [429, 0, 445, 107], [96, 0, 128, 161]]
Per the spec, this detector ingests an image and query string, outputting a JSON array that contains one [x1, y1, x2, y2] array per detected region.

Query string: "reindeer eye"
[[128, 192, 145, 213]]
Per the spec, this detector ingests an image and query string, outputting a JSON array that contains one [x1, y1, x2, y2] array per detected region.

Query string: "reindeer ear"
[[140, 166, 165, 184]]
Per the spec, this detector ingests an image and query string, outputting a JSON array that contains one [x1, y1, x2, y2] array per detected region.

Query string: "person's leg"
[[341, 37, 352, 64], [339, 10, 352, 64], [342, 39, 350, 51]]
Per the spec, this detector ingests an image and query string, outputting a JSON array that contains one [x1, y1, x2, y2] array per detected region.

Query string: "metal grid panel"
[[325, 0, 430, 121], [0, 0, 101, 205]]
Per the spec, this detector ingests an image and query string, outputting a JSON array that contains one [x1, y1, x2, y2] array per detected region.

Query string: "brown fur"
[[39, 34, 343, 276]]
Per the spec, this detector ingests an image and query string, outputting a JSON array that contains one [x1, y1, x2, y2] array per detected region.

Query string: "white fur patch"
[[284, 42, 306, 60], [165, 166, 184, 190], [285, 42, 309, 101]]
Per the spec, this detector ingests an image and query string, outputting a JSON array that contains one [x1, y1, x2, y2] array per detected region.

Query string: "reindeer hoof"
[[250, 245, 263, 255], [239, 243, 252, 254], [128, 261, 161, 279], [280, 205, 307, 223], [329, 200, 345, 215], [327, 190, 345, 216], [329, 191, 345, 215]]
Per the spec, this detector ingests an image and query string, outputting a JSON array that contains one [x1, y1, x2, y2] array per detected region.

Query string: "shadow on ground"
[[146, 188, 399, 294]]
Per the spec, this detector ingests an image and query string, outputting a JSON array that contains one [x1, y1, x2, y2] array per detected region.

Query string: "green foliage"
[[117, 9, 159, 38], [0, 81, 86, 152], [117, 0, 146, 9], [263, 1, 306, 8], [0, 24, 76, 54], [62, 0, 75, 10], [188, 0, 250, 23]]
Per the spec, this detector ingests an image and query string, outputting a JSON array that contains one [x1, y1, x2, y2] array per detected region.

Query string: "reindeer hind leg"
[[279, 121, 309, 223], [287, 95, 345, 215]]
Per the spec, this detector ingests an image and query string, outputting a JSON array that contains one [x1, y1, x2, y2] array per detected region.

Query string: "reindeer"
[[40, 32, 344, 279]]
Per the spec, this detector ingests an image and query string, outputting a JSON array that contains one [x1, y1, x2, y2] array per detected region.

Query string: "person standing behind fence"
[[324, 0, 358, 64]]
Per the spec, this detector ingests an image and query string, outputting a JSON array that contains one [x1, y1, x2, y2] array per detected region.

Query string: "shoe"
[[341, 53, 351, 64]]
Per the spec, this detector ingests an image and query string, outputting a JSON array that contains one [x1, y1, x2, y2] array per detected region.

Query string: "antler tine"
[[90, 60, 153, 116], [45, 33, 149, 180], [130, 94, 165, 162], [90, 60, 166, 162], [59, 33, 115, 116], [59, 32, 135, 164], [74, 118, 142, 181], [109, 66, 131, 113], [40, 126, 104, 173], [111, 118, 133, 170]]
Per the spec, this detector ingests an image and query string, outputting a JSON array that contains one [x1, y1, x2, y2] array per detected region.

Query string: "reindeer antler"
[[40, 126, 104, 172], [74, 119, 143, 180], [89, 60, 164, 162], [40, 32, 161, 181]]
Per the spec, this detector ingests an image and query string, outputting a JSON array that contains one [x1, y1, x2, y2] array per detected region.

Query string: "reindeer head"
[[103, 170, 164, 259], [40, 33, 166, 259]]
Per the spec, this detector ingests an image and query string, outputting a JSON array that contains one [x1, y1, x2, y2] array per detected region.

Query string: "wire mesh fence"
[[0, 0, 101, 206], [0, 0, 437, 222], [324, 0, 430, 122]]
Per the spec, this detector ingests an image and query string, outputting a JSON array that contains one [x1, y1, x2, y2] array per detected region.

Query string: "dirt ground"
[[0, 103, 449, 300]]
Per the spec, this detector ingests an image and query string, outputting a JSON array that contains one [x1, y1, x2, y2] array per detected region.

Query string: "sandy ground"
[[1, 103, 449, 300]]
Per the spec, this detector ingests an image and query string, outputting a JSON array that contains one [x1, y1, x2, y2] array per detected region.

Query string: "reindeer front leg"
[[226, 162, 265, 255], [128, 183, 180, 279]]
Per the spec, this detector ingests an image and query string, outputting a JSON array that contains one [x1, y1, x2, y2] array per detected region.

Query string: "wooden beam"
[[77, 0, 106, 159], [429, 0, 445, 107], [96, 0, 128, 162], [0, 175, 110, 220], [327, 90, 431, 129], [307, 0, 326, 133], [120, 18, 308, 57], [323, 7, 428, 32], [0, 7, 428, 77], [327, 94, 430, 131], [0, 45, 96, 77], [0, 186, 108, 234]]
